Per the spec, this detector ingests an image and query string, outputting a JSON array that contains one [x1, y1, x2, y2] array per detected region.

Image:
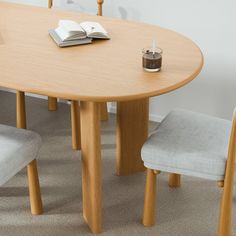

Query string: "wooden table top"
[[0, 2, 203, 102]]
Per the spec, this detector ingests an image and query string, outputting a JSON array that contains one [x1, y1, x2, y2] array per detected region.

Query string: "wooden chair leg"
[[16, 91, 26, 129], [169, 173, 181, 188], [48, 97, 57, 111], [99, 102, 108, 121], [218, 183, 233, 236], [27, 159, 43, 215], [143, 169, 157, 226], [70, 100, 81, 150], [218, 106, 236, 235], [16, 93, 43, 215], [218, 161, 235, 236]]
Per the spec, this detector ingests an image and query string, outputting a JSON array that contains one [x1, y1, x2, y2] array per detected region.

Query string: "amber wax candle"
[[142, 46, 162, 72]]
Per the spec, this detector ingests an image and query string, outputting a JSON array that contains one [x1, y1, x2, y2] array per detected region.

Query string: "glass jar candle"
[[142, 47, 162, 72]]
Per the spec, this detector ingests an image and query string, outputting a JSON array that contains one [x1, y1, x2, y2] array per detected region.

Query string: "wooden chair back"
[[48, 0, 104, 16]]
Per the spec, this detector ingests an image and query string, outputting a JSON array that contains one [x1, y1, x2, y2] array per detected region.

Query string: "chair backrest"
[[97, 0, 104, 16], [48, 0, 53, 9], [48, 0, 104, 16]]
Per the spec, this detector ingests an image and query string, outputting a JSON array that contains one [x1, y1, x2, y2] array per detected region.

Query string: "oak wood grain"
[[116, 98, 148, 175], [47, 0, 108, 119], [0, 2, 203, 102], [80, 101, 102, 234]]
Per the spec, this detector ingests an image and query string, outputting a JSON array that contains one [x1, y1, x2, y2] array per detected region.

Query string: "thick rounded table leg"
[[70, 100, 81, 150], [143, 169, 157, 227], [116, 98, 149, 175], [48, 97, 58, 111], [27, 159, 43, 215], [80, 101, 102, 234]]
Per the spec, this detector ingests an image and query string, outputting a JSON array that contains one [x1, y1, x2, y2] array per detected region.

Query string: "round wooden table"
[[0, 2, 203, 234]]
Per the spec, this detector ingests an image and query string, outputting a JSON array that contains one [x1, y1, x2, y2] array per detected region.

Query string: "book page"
[[59, 20, 84, 34], [80, 21, 109, 39], [49, 29, 92, 47], [56, 20, 87, 41], [55, 27, 70, 42]]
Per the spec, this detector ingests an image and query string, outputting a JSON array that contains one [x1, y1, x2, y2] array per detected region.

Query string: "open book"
[[49, 29, 92, 47], [55, 20, 110, 41]]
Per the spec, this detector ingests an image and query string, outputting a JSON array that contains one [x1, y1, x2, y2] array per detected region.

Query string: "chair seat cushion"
[[141, 109, 232, 181], [0, 125, 41, 186]]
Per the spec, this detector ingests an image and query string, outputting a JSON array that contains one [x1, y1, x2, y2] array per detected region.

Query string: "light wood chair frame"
[[16, 91, 43, 215], [143, 110, 236, 236], [48, 0, 104, 15]]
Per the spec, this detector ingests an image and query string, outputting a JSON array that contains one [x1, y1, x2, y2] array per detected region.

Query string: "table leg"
[[70, 101, 81, 150], [48, 97, 58, 111], [80, 101, 102, 234], [116, 98, 149, 176], [99, 102, 108, 121], [16, 91, 26, 129]]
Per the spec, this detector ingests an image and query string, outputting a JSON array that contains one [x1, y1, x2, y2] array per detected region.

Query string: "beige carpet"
[[0, 91, 235, 236]]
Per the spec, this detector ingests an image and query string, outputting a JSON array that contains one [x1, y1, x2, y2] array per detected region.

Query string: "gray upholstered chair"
[[0, 124, 43, 215], [141, 109, 236, 236]]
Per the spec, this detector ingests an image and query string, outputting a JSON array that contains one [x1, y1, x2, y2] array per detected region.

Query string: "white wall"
[[101, 0, 236, 121], [2, 0, 236, 120]]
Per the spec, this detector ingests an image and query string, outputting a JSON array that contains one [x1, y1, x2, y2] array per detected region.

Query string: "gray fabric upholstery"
[[0, 125, 41, 186], [141, 109, 232, 181]]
